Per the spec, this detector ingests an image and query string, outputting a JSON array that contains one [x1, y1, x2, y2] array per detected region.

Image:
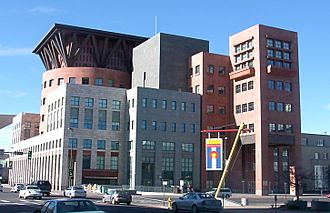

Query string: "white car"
[[64, 186, 86, 198], [11, 183, 25, 192], [0, 183, 3, 192], [18, 185, 42, 199]]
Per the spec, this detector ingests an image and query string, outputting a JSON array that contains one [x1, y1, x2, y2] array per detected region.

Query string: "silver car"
[[11, 183, 25, 192], [19, 185, 42, 199], [172, 192, 222, 213], [64, 186, 86, 198]]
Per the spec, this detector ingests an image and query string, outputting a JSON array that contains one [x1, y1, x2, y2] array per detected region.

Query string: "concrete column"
[[75, 148, 83, 186]]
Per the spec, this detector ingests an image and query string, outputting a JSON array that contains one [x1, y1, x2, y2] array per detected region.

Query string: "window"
[[268, 80, 275, 90], [182, 143, 194, 152], [82, 77, 89, 85], [111, 111, 120, 131], [171, 122, 176, 132], [95, 78, 103, 86], [317, 139, 325, 147], [181, 158, 193, 172], [275, 61, 283, 67], [69, 108, 79, 128], [84, 109, 93, 129], [219, 66, 225, 75], [99, 99, 107, 108], [323, 153, 328, 160], [97, 140, 106, 149], [242, 103, 247, 112], [283, 62, 291, 69], [218, 86, 225, 95], [112, 100, 121, 110], [248, 81, 253, 90], [274, 162, 279, 172], [267, 39, 273, 47], [49, 79, 54, 87], [131, 120, 134, 130], [85, 98, 94, 107], [285, 124, 293, 133], [283, 52, 290, 60], [152, 121, 157, 130], [96, 155, 105, 169], [236, 105, 241, 113], [195, 85, 200, 94], [284, 82, 292, 92], [208, 65, 214, 74], [111, 141, 119, 150], [68, 138, 78, 148], [110, 156, 118, 170], [235, 84, 241, 93], [218, 106, 225, 114], [285, 104, 292, 112], [283, 41, 290, 50], [58, 78, 64, 85], [171, 101, 177, 110], [181, 102, 186, 111], [235, 45, 241, 53], [242, 83, 247, 91], [190, 124, 196, 133], [275, 40, 282, 48], [83, 154, 91, 169], [162, 142, 175, 151], [267, 59, 274, 66], [195, 65, 200, 75], [161, 122, 167, 131], [248, 102, 254, 111], [162, 100, 167, 109], [70, 96, 80, 106], [83, 139, 92, 149], [142, 140, 155, 150], [269, 123, 276, 132], [141, 120, 147, 130], [191, 103, 196, 112], [275, 51, 282, 59], [142, 98, 147, 108], [277, 124, 285, 132], [248, 123, 254, 132], [68, 77, 75, 84], [276, 81, 283, 91], [207, 85, 214, 93], [207, 105, 214, 113], [269, 101, 276, 111], [108, 79, 114, 87], [180, 123, 186, 133], [267, 49, 274, 57], [314, 152, 319, 160], [152, 99, 157, 108], [98, 110, 107, 130], [277, 102, 284, 112]]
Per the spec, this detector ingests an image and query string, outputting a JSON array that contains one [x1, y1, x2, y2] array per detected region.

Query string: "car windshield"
[[72, 186, 84, 190], [57, 200, 98, 213], [27, 186, 39, 190]]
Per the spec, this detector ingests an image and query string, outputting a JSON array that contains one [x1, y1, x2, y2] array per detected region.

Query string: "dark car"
[[31, 180, 51, 196], [102, 189, 132, 205]]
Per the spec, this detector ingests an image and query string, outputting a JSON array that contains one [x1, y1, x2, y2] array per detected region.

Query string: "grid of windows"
[[266, 38, 292, 69], [162, 157, 174, 171], [236, 102, 254, 114], [142, 140, 155, 150], [234, 39, 254, 71], [269, 123, 293, 133], [235, 81, 253, 93], [182, 143, 194, 152], [162, 142, 175, 151]]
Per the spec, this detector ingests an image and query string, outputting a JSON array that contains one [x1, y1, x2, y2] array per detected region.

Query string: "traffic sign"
[[206, 138, 223, 171]]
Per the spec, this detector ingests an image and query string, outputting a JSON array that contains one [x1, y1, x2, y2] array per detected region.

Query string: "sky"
[[0, 0, 329, 149]]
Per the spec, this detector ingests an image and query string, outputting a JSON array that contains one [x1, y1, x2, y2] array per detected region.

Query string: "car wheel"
[[127, 202, 131, 205], [225, 194, 230, 199], [172, 203, 178, 212], [192, 205, 198, 213], [111, 199, 116, 205], [47, 192, 50, 197], [24, 196, 27, 199]]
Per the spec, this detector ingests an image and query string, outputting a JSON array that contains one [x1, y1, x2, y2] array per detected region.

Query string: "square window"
[[235, 84, 241, 93], [236, 105, 241, 114], [207, 85, 214, 93], [208, 65, 214, 74], [267, 39, 273, 47], [162, 100, 167, 109], [142, 98, 147, 108], [152, 99, 157, 108], [242, 103, 247, 112], [218, 86, 225, 95], [195, 65, 200, 75], [276, 81, 283, 90], [95, 78, 103, 86], [275, 40, 282, 48], [82, 77, 89, 85], [219, 66, 225, 75], [242, 83, 247, 91]]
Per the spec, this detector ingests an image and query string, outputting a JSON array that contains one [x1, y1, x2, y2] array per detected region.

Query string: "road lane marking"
[[0, 200, 10, 202]]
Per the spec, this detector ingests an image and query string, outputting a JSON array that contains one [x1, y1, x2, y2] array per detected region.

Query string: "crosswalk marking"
[[0, 200, 10, 203]]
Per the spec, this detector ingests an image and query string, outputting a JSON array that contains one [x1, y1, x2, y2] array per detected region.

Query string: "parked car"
[[172, 192, 222, 213], [206, 188, 232, 199], [18, 185, 42, 199], [102, 189, 132, 205], [11, 183, 25, 192], [64, 186, 87, 198], [31, 180, 51, 196], [33, 198, 105, 213], [0, 183, 3, 192]]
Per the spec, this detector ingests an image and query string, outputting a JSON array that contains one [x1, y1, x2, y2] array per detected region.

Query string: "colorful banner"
[[206, 138, 223, 171]]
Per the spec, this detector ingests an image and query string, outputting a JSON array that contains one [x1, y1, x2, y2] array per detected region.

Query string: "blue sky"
[[0, 0, 329, 149]]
